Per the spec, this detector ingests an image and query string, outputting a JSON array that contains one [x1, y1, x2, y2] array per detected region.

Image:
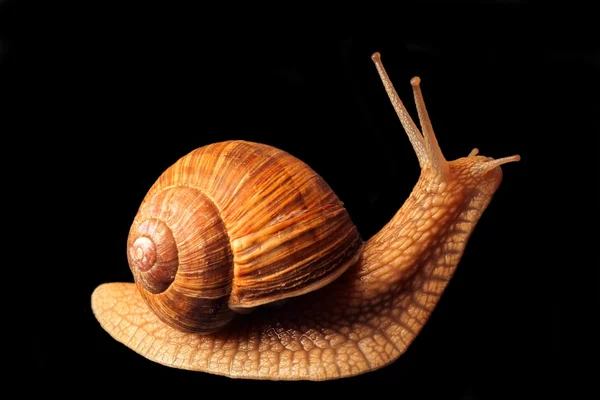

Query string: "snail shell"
[[127, 140, 363, 333]]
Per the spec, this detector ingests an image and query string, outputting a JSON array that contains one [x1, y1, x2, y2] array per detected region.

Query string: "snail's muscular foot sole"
[[91, 281, 435, 380]]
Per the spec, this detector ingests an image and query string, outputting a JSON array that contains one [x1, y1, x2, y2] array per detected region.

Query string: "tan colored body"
[[92, 53, 519, 380]]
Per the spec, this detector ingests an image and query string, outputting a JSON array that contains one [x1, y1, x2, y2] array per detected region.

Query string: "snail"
[[91, 52, 520, 380]]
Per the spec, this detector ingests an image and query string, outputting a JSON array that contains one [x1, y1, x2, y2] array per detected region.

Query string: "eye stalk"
[[371, 52, 521, 182], [371, 52, 449, 179]]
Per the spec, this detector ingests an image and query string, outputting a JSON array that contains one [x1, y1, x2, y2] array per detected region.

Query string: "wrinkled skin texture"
[[93, 58, 519, 379], [92, 157, 510, 380]]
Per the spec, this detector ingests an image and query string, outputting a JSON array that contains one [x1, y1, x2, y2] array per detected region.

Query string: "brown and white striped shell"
[[127, 140, 363, 333]]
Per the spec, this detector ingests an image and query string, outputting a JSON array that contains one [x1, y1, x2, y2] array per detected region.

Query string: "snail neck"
[[353, 155, 508, 298], [356, 169, 464, 291]]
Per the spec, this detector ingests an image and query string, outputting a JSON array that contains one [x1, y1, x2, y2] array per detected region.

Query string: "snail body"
[[92, 53, 520, 380]]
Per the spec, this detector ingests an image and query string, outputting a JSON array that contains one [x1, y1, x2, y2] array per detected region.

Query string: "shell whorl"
[[128, 219, 178, 293], [127, 186, 235, 333], [126, 141, 363, 334]]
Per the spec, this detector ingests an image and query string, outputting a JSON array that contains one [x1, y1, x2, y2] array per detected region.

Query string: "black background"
[[14, 1, 597, 396]]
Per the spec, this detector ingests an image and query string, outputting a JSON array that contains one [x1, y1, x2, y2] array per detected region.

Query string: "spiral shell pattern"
[[127, 141, 363, 333]]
